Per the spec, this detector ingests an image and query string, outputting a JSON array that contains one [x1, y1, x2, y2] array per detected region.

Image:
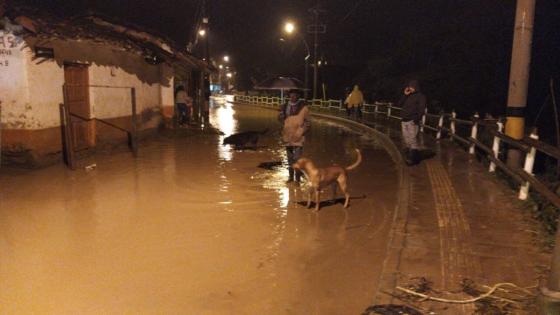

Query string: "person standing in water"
[[278, 89, 310, 183]]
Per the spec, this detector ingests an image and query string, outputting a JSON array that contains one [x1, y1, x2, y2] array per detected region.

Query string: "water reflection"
[[278, 187, 290, 210], [211, 101, 237, 162]]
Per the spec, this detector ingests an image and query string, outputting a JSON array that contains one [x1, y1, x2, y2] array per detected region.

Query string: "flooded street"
[[0, 100, 400, 314]]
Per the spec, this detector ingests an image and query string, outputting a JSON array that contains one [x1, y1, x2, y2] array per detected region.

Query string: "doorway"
[[64, 63, 95, 150]]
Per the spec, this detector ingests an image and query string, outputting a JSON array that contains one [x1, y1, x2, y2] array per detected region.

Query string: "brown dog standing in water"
[[292, 149, 362, 211]]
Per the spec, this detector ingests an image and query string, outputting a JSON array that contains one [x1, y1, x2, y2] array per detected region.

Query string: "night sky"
[[8, 0, 560, 135]]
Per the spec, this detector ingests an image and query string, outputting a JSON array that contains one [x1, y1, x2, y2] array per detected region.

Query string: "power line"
[[340, 0, 365, 23], [190, 0, 204, 47]]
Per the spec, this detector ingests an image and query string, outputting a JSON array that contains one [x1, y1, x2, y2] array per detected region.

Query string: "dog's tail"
[[346, 149, 362, 171]]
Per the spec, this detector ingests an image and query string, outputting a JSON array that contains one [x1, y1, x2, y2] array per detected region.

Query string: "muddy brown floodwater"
[[0, 100, 400, 314]]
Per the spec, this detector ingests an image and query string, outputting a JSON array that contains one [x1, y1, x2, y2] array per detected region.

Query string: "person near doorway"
[[202, 90, 210, 125], [279, 89, 310, 183], [186, 92, 194, 124], [175, 86, 191, 126], [397, 80, 426, 165]]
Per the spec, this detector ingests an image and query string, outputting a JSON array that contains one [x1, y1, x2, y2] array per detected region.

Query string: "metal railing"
[[61, 84, 138, 170], [233, 94, 560, 209]]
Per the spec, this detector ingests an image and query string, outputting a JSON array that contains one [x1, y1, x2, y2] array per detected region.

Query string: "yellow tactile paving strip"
[[426, 159, 483, 290]]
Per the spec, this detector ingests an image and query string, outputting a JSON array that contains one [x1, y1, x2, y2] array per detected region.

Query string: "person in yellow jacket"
[[344, 85, 364, 119]]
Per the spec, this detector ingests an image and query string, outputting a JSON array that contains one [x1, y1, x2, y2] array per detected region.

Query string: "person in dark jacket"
[[396, 80, 426, 165], [279, 89, 310, 183]]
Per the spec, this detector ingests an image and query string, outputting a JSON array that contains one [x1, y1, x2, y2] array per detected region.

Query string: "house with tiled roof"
[[0, 6, 208, 167]]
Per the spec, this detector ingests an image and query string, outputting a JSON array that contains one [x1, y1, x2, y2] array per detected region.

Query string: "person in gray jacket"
[[396, 80, 426, 165]]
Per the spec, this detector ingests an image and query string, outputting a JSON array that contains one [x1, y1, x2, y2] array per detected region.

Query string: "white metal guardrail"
[[232, 93, 560, 208]]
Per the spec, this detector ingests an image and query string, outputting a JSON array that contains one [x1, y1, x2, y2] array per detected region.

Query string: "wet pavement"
[[0, 101, 400, 314], [235, 100, 551, 314], [388, 139, 551, 314]]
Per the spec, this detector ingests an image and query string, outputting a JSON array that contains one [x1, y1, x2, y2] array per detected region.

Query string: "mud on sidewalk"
[[371, 128, 550, 314]]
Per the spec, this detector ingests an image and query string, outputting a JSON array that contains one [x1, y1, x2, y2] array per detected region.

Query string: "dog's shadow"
[[296, 195, 366, 210], [226, 145, 268, 151], [257, 161, 284, 170]]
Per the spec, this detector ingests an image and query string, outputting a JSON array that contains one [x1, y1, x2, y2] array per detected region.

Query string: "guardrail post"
[[469, 112, 479, 154], [130, 87, 138, 157], [519, 128, 539, 200], [374, 102, 379, 114], [420, 108, 427, 133], [387, 103, 392, 118], [450, 110, 456, 138], [436, 112, 444, 139], [489, 119, 504, 172], [0, 104, 2, 168], [59, 101, 76, 170]]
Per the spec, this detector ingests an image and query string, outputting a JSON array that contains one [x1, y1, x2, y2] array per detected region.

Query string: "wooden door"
[[64, 64, 95, 150]]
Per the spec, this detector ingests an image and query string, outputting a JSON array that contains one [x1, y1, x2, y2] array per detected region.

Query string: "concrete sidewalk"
[[364, 115, 551, 314]]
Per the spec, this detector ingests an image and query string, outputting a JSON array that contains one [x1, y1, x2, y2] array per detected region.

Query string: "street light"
[[283, 20, 310, 100], [198, 29, 206, 37], [219, 64, 223, 69], [284, 21, 295, 34], [223, 55, 229, 62]]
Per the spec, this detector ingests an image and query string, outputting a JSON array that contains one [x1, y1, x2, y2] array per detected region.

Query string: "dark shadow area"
[[362, 304, 423, 315], [296, 195, 366, 210], [228, 145, 268, 151], [257, 161, 284, 170], [402, 148, 436, 166], [418, 148, 436, 161]]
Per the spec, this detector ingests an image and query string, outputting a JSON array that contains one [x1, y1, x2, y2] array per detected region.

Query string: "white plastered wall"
[[0, 29, 32, 129], [159, 63, 174, 108], [3, 35, 172, 131]]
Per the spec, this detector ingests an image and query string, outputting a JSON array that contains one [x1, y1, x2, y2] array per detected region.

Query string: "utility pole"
[[0, 0, 5, 18], [312, 8, 318, 100], [202, 0, 210, 124], [512, 0, 560, 311], [300, 36, 310, 100], [308, 4, 326, 101], [505, 0, 535, 168], [304, 55, 310, 100]]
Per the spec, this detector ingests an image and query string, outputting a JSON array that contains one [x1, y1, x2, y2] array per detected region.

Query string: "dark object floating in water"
[[223, 129, 268, 148], [362, 304, 423, 315], [257, 161, 284, 170]]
